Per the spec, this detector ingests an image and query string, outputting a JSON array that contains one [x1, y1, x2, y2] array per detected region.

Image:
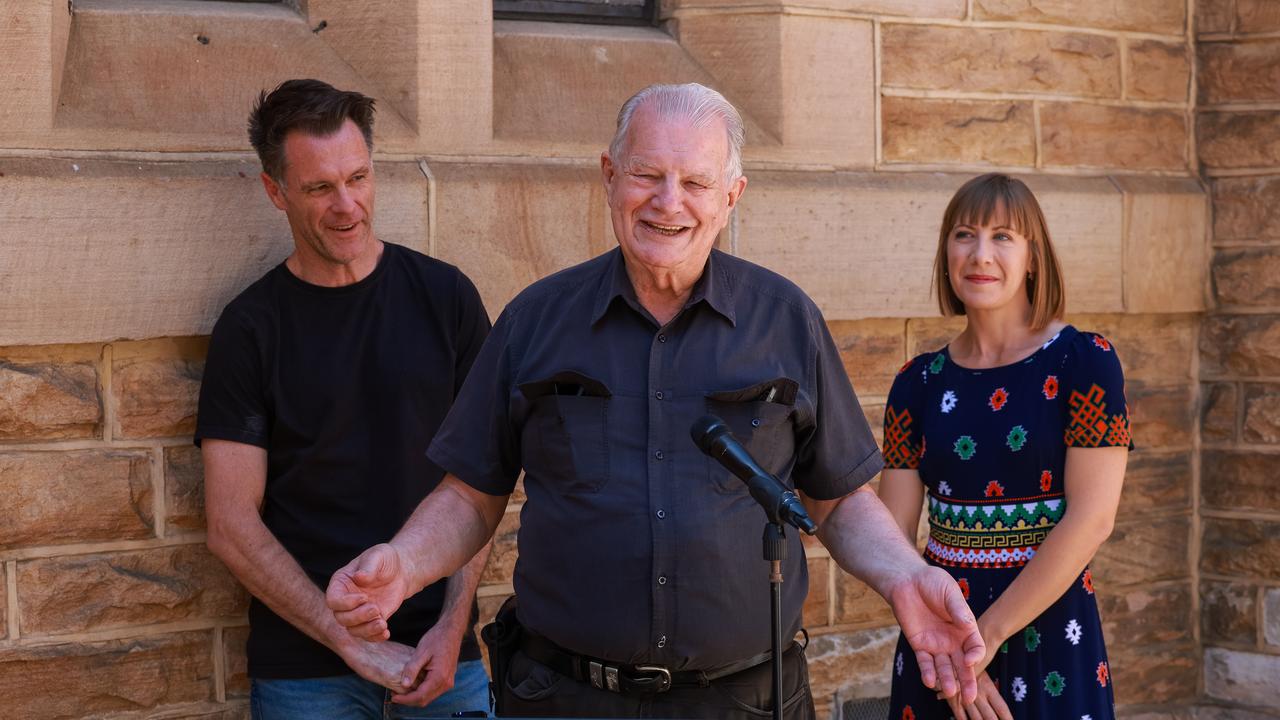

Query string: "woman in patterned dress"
[[880, 174, 1131, 720]]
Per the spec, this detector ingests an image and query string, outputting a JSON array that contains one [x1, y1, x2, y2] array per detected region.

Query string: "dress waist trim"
[[924, 493, 1065, 569]]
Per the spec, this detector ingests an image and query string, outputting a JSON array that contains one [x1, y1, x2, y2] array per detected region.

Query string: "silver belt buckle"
[[588, 661, 604, 690], [605, 666, 621, 692]]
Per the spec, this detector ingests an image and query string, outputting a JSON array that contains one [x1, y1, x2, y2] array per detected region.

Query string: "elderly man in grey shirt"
[[326, 83, 983, 719]]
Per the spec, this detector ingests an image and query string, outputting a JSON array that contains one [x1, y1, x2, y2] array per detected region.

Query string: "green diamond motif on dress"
[[1000, 641, 1008, 654], [1006, 424, 1028, 451], [1023, 626, 1040, 651], [953, 435, 976, 460], [929, 354, 945, 374], [1043, 670, 1065, 697]]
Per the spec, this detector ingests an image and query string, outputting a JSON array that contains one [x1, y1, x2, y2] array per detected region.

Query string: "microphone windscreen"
[[689, 414, 730, 452]]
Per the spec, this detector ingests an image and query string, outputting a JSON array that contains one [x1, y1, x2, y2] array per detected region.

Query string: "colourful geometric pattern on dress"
[[1092, 335, 1112, 351], [989, 387, 1009, 411], [883, 405, 920, 469], [953, 435, 976, 460], [1096, 661, 1109, 687], [1040, 470, 1053, 492], [1006, 424, 1028, 451], [1044, 670, 1065, 697], [929, 353, 945, 374], [1024, 627, 1041, 652], [1043, 375, 1059, 399], [984, 480, 1005, 497], [1065, 383, 1130, 447], [925, 495, 1064, 568]]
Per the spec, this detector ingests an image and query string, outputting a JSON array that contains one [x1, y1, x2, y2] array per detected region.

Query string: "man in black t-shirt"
[[195, 79, 492, 719]]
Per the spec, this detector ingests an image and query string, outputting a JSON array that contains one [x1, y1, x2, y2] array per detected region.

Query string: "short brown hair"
[[248, 79, 376, 184], [933, 173, 1065, 330]]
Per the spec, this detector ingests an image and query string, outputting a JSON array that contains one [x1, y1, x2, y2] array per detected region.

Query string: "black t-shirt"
[[195, 242, 489, 678]]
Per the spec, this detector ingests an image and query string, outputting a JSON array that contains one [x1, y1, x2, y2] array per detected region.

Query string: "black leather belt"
[[519, 631, 785, 696]]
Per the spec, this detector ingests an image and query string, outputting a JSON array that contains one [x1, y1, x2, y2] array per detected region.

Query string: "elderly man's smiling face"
[[602, 106, 746, 279]]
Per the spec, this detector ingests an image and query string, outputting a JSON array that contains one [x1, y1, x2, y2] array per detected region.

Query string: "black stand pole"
[[764, 522, 786, 720]]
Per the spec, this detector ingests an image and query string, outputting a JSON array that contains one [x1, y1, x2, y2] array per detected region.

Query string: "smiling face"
[[945, 209, 1035, 314], [262, 119, 377, 275], [601, 106, 746, 280]]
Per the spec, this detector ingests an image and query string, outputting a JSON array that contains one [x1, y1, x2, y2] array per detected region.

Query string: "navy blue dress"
[[883, 326, 1131, 720]]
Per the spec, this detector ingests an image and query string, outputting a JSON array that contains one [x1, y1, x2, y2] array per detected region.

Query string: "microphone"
[[690, 415, 818, 535]]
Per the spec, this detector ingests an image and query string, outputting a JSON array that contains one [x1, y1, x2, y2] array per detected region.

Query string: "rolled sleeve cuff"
[[193, 425, 268, 449], [804, 448, 884, 501], [426, 440, 516, 497]]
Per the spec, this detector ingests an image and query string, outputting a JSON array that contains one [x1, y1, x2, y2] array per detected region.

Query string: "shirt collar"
[[590, 247, 737, 327]]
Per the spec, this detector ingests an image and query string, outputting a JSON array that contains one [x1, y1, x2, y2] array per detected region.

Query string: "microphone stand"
[[763, 518, 786, 720]]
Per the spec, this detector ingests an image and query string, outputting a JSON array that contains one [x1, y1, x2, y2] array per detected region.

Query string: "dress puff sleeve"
[[883, 353, 931, 469], [1063, 331, 1134, 450]]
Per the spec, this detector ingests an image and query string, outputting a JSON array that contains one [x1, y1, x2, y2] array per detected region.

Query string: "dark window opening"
[[495, 0, 656, 26]]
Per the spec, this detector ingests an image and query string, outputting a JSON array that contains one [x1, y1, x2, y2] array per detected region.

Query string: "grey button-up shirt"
[[429, 248, 882, 670]]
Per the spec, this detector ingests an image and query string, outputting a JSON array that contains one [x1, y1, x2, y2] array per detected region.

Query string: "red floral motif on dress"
[[988, 387, 1009, 412], [1093, 335, 1113, 351], [1043, 375, 1059, 400], [984, 480, 1004, 498], [1066, 384, 1111, 447], [1083, 568, 1095, 594], [883, 405, 921, 469], [902, 706, 915, 720], [956, 578, 970, 600], [1096, 661, 1110, 687], [1040, 470, 1053, 492]]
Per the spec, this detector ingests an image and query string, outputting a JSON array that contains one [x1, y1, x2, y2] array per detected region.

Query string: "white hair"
[[609, 83, 745, 181]]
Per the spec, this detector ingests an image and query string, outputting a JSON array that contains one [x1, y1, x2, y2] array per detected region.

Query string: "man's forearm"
[[391, 474, 508, 597], [817, 486, 927, 598], [434, 538, 494, 638]]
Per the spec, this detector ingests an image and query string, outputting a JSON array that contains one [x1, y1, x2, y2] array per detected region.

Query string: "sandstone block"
[[1128, 385, 1194, 449], [113, 338, 207, 439], [1236, 0, 1280, 34], [1242, 384, 1280, 444], [481, 510, 519, 586], [224, 625, 250, 697], [0, 563, 6, 640], [1114, 177, 1208, 315], [833, 571, 895, 628], [1196, 0, 1235, 35], [1212, 175, 1280, 242], [1098, 582, 1192, 646], [0, 630, 215, 718], [882, 25, 1120, 98], [1041, 103, 1188, 171], [1198, 112, 1280, 171], [906, 317, 967, 358], [1201, 517, 1280, 578], [663, 0, 966, 18], [1213, 246, 1280, 308], [17, 544, 248, 636], [862, 403, 885, 448], [1265, 588, 1280, 647], [0, 0, 71, 135], [1092, 515, 1188, 589], [881, 97, 1036, 166], [1120, 450, 1191, 515], [975, 0, 1185, 34], [1200, 580, 1258, 645], [805, 627, 897, 702], [166, 445, 207, 533], [1106, 641, 1198, 705], [828, 319, 906, 399], [804, 556, 831, 628], [1070, 314, 1194, 389], [0, 449, 154, 550], [1203, 449, 1280, 512], [1201, 383, 1238, 444], [1201, 315, 1280, 378], [1204, 647, 1280, 707], [1199, 40, 1280, 105], [1127, 40, 1191, 103], [0, 354, 100, 441]]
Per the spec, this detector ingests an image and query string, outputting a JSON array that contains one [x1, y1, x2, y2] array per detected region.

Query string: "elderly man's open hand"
[[888, 565, 985, 704], [326, 542, 414, 641]]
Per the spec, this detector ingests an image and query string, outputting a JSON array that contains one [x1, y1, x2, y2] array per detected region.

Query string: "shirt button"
[[654, 450, 664, 460], [657, 334, 667, 343], [658, 576, 667, 585], [655, 391, 664, 400], [751, 418, 762, 428], [656, 509, 666, 519], [657, 635, 667, 648]]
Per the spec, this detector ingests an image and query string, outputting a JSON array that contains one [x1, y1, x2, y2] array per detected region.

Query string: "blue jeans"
[[250, 659, 490, 719]]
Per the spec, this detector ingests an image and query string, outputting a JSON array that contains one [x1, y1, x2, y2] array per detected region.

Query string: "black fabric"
[[429, 247, 882, 671], [195, 242, 490, 678]]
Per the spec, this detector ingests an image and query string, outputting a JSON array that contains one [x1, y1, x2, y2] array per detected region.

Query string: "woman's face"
[[946, 213, 1034, 314]]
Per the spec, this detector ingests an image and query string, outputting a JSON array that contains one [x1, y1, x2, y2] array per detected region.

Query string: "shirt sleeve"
[[882, 356, 925, 469], [791, 313, 884, 500], [194, 307, 269, 448], [452, 270, 492, 398], [1063, 332, 1134, 450]]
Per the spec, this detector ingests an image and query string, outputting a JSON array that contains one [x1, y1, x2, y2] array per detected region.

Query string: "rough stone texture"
[[1205, 647, 1280, 707], [862, 402, 885, 447], [1041, 103, 1188, 171], [804, 556, 831, 628], [663, 0, 966, 18], [828, 319, 906, 399], [1107, 641, 1198, 705], [0, 0, 71, 135], [1213, 175, 1280, 243], [1203, 450, 1280, 512], [832, 571, 895, 627], [1266, 588, 1280, 648], [1201, 315, 1280, 378], [1235, 0, 1280, 34], [113, 338, 207, 439], [0, 562, 6, 640], [881, 97, 1036, 166], [1201, 383, 1239, 444], [0, 449, 154, 550], [1214, 247, 1280, 308], [1115, 176, 1208, 314], [481, 510, 520, 586], [1193, 707, 1280, 720], [1197, 0, 1237, 35], [0, 630, 215, 718], [223, 625, 250, 697], [1201, 580, 1258, 645], [1128, 40, 1191, 103], [1092, 515, 1189, 589], [805, 627, 897, 702], [906, 317, 967, 359], [1199, 40, 1280, 105], [1201, 518, 1280, 578], [166, 445, 207, 533], [1098, 582, 1193, 646], [1128, 385, 1194, 449], [882, 25, 1120, 98], [1120, 450, 1191, 515], [1198, 112, 1280, 171], [17, 544, 248, 636], [974, 0, 1186, 34], [0, 354, 100, 441], [1072, 313, 1195, 390], [1242, 384, 1280, 443]]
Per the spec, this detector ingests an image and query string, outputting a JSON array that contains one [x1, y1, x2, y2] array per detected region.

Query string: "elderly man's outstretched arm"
[[326, 474, 509, 641]]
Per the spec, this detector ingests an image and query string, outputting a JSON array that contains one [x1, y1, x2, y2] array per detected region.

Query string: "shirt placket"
[[647, 323, 673, 657]]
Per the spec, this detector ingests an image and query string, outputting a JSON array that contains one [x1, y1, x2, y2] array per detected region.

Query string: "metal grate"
[[495, 0, 657, 26], [841, 696, 891, 720]]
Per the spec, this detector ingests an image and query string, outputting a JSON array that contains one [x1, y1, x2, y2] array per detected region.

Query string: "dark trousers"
[[498, 645, 817, 719]]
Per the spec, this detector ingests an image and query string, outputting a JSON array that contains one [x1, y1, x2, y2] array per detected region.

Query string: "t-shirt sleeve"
[[882, 356, 925, 469], [1063, 332, 1134, 449], [452, 270, 492, 397], [194, 308, 269, 448], [791, 314, 884, 500]]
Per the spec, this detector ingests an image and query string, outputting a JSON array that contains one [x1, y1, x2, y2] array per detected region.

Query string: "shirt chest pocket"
[[519, 372, 612, 495], [704, 377, 799, 494]]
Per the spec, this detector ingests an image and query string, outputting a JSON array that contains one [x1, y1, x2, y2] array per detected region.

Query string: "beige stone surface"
[[1129, 385, 1194, 448], [805, 627, 897, 702], [1107, 641, 1198, 705], [1092, 515, 1189, 589], [481, 510, 519, 586], [1212, 175, 1280, 242], [223, 625, 250, 697], [0, 352, 100, 441], [0, 449, 154, 550], [1203, 449, 1280, 512], [0, 630, 216, 718], [1074, 313, 1195, 389], [881, 97, 1036, 166], [1198, 112, 1280, 171], [1121, 450, 1191, 514], [832, 571, 895, 627], [166, 445, 207, 533], [1128, 40, 1191, 103], [882, 24, 1120, 97], [663, 0, 965, 18], [1199, 40, 1280, 105], [1235, 0, 1280, 34], [17, 544, 248, 636], [1242, 384, 1280, 443], [112, 338, 207, 440], [1205, 647, 1280, 707], [1098, 582, 1193, 646], [1202, 518, 1280, 578], [412, 0, 493, 153], [1201, 315, 1280, 378], [1201, 382, 1239, 444], [1041, 103, 1188, 171], [430, 162, 611, 315], [0, 0, 70, 135], [1213, 247, 1280, 308], [906, 317, 967, 357], [828, 319, 906, 399], [1200, 580, 1258, 645], [1116, 176, 1207, 314], [1196, 0, 1236, 35], [803, 556, 831, 627], [975, 0, 1186, 34], [0, 563, 5, 640], [0, 157, 428, 346]]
